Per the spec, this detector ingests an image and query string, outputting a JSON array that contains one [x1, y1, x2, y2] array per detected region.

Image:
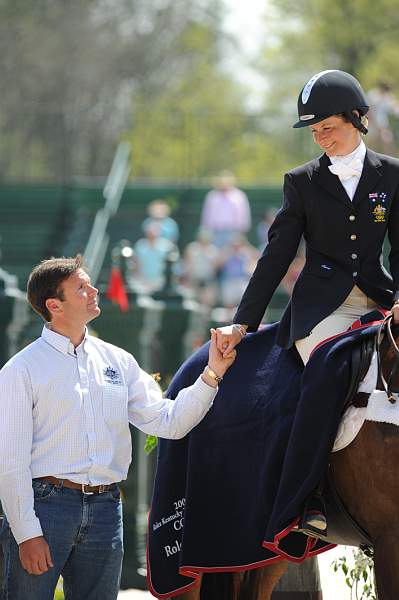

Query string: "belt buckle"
[[81, 483, 94, 495]]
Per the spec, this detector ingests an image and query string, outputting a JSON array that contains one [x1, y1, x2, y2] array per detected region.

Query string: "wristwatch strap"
[[205, 366, 223, 385]]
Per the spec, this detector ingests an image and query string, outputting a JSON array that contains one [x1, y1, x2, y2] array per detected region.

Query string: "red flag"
[[106, 266, 129, 312]]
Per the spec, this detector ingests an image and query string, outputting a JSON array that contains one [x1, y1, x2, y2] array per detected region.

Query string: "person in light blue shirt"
[[141, 199, 179, 243], [0, 255, 236, 600], [133, 222, 176, 292]]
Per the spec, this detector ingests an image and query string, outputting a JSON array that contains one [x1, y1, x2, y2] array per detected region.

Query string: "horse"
[[170, 315, 399, 600], [147, 314, 399, 600]]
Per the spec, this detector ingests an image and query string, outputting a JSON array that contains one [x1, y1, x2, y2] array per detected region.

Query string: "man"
[[0, 255, 235, 600]]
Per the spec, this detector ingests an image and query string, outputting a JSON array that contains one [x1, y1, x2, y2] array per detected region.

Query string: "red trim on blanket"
[[262, 516, 336, 562], [349, 308, 390, 331], [147, 507, 336, 598], [180, 554, 282, 576], [146, 509, 203, 599], [309, 309, 389, 359]]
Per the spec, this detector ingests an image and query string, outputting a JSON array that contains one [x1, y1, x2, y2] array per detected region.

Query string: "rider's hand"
[[392, 302, 399, 324], [202, 329, 236, 387], [19, 536, 53, 575], [215, 324, 245, 358]]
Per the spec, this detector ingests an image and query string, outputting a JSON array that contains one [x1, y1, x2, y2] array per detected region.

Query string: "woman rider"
[[215, 69, 399, 531]]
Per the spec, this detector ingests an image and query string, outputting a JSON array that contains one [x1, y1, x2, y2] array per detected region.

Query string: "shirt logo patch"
[[103, 366, 122, 384]]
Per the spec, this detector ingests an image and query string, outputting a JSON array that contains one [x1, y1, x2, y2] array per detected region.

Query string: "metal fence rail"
[[83, 142, 131, 284]]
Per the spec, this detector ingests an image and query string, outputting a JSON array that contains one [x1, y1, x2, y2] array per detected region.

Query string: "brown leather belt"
[[34, 476, 117, 495]]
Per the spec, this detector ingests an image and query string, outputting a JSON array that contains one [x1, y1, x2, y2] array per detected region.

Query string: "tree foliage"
[[127, 16, 287, 183], [0, 0, 250, 181], [5, 0, 398, 184]]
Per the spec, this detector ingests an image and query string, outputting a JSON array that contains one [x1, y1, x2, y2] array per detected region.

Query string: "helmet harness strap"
[[344, 110, 368, 135]]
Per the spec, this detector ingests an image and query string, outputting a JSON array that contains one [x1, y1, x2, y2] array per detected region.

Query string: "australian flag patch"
[[369, 191, 387, 202]]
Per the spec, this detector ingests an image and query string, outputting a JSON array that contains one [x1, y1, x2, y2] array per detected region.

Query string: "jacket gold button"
[[350, 234, 357, 241], [349, 215, 356, 221], [351, 253, 358, 259]]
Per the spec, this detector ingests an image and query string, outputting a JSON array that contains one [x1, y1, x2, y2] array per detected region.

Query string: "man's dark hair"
[[27, 255, 84, 321]]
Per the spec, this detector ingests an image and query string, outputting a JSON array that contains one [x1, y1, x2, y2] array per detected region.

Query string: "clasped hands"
[[202, 328, 238, 387], [215, 324, 244, 358]]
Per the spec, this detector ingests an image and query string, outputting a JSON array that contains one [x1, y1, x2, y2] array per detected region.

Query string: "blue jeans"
[[1, 480, 123, 600]]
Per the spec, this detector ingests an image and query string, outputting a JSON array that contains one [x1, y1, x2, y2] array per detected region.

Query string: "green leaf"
[[144, 435, 158, 454]]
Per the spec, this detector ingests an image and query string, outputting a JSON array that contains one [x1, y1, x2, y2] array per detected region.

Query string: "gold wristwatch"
[[205, 366, 223, 385]]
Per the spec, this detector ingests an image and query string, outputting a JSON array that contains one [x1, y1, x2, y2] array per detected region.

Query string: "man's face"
[[310, 115, 360, 156], [57, 268, 100, 325]]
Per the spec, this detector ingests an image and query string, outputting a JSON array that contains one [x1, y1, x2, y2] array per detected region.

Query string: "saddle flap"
[[316, 469, 372, 549]]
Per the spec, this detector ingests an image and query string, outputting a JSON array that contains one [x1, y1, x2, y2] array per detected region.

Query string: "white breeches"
[[295, 286, 379, 364]]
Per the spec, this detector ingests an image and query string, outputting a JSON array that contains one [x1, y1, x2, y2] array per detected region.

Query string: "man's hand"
[[215, 324, 244, 358], [392, 302, 399, 324], [19, 536, 53, 575], [203, 329, 236, 387]]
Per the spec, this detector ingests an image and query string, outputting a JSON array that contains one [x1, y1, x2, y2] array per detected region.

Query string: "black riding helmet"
[[293, 69, 369, 134]]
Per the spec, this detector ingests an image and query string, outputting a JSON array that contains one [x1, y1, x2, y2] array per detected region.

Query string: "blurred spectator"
[[142, 199, 179, 243], [200, 170, 251, 248], [132, 223, 176, 293], [367, 82, 399, 154], [219, 235, 259, 309], [182, 229, 219, 306], [256, 207, 279, 249]]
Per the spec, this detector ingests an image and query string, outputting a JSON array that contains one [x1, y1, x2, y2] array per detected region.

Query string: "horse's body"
[[332, 420, 399, 599], [179, 421, 391, 600], [177, 319, 399, 600]]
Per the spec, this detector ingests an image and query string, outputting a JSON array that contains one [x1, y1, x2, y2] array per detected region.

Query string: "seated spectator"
[[218, 236, 259, 309], [133, 223, 176, 293], [200, 171, 251, 248], [142, 199, 179, 243], [182, 229, 219, 306]]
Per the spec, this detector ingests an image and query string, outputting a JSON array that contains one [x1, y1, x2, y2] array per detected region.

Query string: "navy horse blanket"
[[147, 313, 384, 598]]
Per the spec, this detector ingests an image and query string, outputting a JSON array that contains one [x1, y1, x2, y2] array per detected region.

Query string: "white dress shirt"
[[328, 140, 366, 200], [0, 326, 217, 544]]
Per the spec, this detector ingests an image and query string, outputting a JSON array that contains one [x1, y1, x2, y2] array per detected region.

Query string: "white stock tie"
[[328, 158, 363, 181]]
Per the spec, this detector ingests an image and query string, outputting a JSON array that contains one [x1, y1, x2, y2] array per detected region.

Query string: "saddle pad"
[[333, 351, 377, 452], [333, 351, 399, 452]]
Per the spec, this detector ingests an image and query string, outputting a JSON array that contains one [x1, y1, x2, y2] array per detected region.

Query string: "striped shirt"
[[0, 325, 217, 544]]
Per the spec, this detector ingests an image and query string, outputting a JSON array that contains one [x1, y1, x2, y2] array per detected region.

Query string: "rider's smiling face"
[[310, 115, 361, 157]]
